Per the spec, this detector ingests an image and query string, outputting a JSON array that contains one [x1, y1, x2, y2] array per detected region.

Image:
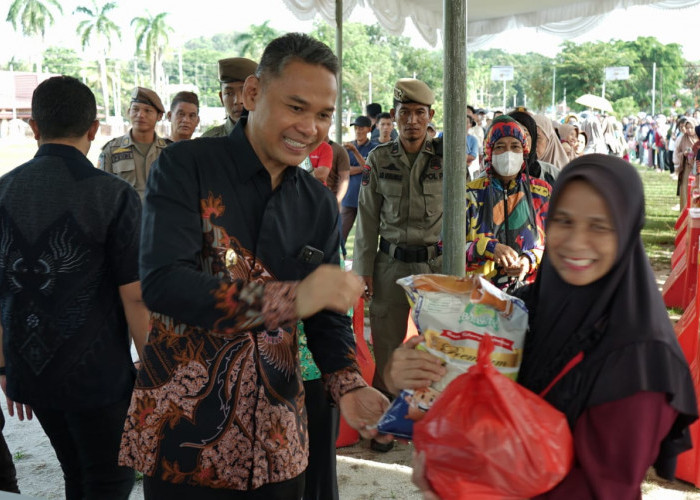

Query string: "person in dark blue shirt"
[[341, 115, 378, 252], [0, 76, 148, 500]]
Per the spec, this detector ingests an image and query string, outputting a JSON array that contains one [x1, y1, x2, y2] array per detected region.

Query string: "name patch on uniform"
[[361, 164, 371, 186], [379, 172, 402, 181], [423, 172, 443, 181], [382, 164, 400, 171], [112, 151, 134, 163]]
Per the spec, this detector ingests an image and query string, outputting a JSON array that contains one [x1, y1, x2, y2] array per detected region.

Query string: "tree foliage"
[[131, 11, 173, 94], [9, 16, 698, 124], [76, 1, 121, 118], [233, 21, 281, 60], [42, 46, 81, 76], [6, 0, 62, 38]]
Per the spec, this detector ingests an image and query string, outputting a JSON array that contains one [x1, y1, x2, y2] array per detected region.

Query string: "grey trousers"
[[369, 251, 442, 395]]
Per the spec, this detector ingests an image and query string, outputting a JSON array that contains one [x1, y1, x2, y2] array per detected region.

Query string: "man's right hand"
[[296, 265, 364, 318], [361, 275, 373, 299], [0, 376, 32, 421]]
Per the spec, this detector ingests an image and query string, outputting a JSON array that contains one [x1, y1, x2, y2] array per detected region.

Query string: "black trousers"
[[143, 472, 305, 499], [0, 407, 19, 493], [33, 398, 134, 500], [303, 378, 340, 500]]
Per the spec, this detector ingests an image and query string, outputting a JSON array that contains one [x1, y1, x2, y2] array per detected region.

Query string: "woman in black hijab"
[[509, 108, 558, 186], [393, 154, 697, 498], [516, 154, 697, 497]]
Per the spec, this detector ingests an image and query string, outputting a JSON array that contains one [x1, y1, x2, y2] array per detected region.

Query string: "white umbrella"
[[575, 94, 614, 113]]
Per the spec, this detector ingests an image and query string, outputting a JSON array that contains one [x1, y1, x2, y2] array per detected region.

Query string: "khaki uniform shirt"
[[98, 131, 170, 199], [200, 117, 236, 138], [353, 137, 443, 276]]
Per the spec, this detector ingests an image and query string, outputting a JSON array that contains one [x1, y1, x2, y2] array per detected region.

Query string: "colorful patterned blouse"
[[465, 173, 551, 289]]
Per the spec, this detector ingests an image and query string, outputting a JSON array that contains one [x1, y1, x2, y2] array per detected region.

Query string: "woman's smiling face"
[[546, 179, 618, 286]]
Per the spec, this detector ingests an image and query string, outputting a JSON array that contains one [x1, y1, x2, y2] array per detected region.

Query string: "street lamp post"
[[552, 63, 556, 116]]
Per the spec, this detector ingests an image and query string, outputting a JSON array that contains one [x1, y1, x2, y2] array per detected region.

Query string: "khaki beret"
[[218, 57, 258, 83], [130, 87, 164, 113], [393, 78, 434, 106]]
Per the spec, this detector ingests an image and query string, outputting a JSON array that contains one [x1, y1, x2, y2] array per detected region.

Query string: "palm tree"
[[233, 21, 281, 60], [75, 0, 121, 120], [6, 0, 62, 37], [6, 0, 63, 70], [131, 11, 172, 97]]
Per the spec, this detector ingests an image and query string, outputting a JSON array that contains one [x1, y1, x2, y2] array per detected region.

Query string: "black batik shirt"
[[119, 118, 365, 490]]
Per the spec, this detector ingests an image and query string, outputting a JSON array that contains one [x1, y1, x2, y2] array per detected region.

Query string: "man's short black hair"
[[257, 32, 338, 83], [170, 91, 199, 112], [366, 103, 382, 118], [376, 112, 392, 121], [31, 76, 96, 140]]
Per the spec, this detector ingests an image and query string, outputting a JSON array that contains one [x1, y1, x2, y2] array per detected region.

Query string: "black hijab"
[[517, 154, 697, 479], [508, 109, 540, 175]]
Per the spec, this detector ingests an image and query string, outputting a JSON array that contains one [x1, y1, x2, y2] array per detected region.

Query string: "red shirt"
[[309, 142, 333, 170]]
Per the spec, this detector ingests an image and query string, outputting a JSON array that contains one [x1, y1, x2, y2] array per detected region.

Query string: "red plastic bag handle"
[[539, 351, 584, 398]]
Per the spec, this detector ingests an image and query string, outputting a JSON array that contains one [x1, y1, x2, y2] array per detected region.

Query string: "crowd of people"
[[0, 30, 697, 500]]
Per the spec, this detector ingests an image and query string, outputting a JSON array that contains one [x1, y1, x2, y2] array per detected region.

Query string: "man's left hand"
[[338, 387, 390, 440]]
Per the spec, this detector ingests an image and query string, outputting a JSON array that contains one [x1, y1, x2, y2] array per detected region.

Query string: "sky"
[[2, 0, 700, 64]]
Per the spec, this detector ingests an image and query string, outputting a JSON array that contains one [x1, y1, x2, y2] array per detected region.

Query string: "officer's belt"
[[379, 236, 441, 263]]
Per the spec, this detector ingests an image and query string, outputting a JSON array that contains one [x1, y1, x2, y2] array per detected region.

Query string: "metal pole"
[[368, 71, 372, 104], [178, 46, 184, 85], [652, 62, 656, 116], [335, 0, 343, 143], [10, 64, 17, 121], [552, 64, 556, 115], [442, 0, 467, 276], [502, 78, 506, 113]]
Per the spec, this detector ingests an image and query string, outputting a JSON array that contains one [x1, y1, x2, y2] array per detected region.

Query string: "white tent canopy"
[[281, 0, 700, 46]]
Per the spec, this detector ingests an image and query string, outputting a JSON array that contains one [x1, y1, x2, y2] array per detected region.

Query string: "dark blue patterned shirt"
[[0, 144, 141, 410]]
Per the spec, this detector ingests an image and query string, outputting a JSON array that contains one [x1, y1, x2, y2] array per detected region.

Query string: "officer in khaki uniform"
[[98, 87, 170, 199], [200, 57, 258, 138], [353, 79, 443, 406]]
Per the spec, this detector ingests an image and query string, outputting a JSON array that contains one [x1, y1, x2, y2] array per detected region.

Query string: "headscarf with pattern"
[[483, 115, 529, 172]]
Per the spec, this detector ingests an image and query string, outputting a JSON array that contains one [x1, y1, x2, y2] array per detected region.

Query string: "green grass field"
[[636, 164, 679, 271]]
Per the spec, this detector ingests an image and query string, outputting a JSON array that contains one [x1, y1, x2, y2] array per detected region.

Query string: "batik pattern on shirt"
[[119, 119, 365, 490]]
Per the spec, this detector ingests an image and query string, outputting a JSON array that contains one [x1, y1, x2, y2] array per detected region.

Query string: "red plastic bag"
[[413, 335, 574, 500]]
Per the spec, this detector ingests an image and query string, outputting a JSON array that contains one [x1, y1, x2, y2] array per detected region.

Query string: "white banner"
[[491, 66, 514, 81], [605, 66, 629, 81]]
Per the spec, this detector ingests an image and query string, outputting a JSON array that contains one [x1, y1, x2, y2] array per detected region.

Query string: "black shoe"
[[370, 438, 395, 453]]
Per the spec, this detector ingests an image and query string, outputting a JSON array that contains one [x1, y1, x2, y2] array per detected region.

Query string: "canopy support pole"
[[442, 0, 467, 276], [335, 0, 343, 144]]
